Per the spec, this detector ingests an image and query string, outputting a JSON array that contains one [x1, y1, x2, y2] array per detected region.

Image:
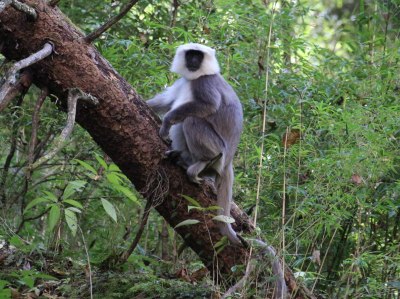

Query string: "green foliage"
[[1, 0, 400, 297]]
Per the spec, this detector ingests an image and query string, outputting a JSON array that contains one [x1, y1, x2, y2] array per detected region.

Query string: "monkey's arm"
[[147, 93, 173, 115], [147, 78, 187, 115], [159, 83, 221, 140]]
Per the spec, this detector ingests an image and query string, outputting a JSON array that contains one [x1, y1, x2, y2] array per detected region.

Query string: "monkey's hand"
[[159, 122, 171, 142]]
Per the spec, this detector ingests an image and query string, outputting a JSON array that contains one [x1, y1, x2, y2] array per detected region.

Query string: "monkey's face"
[[185, 50, 204, 72]]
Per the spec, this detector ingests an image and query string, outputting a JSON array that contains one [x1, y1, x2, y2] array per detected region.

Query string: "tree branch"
[[0, 43, 52, 111], [119, 199, 153, 263], [27, 88, 96, 172], [0, 95, 24, 205], [27, 87, 48, 180], [10, 0, 37, 20], [84, 0, 140, 43], [16, 207, 51, 234]]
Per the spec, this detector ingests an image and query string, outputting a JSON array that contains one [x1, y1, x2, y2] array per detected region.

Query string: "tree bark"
[[0, 1, 313, 297]]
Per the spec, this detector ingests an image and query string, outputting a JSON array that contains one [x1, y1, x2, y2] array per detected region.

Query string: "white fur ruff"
[[170, 43, 220, 80]]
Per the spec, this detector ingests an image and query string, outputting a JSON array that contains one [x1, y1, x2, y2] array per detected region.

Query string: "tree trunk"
[[0, 1, 313, 297]]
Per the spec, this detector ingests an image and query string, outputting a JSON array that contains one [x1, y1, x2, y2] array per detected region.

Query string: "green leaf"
[[101, 198, 117, 223], [187, 205, 204, 212], [43, 191, 58, 203], [114, 185, 140, 205], [74, 159, 97, 174], [21, 275, 35, 288], [95, 154, 108, 169], [108, 163, 120, 172], [204, 205, 221, 211], [212, 215, 235, 224], [63, 180, 87, 199], [174, 219, 200, 229], [33, 273, 58, 280], [24, 197, 50, 214], [63, 199, 83, 209], [48, 204, 61, 231], [0, 289, 11, 297], [65, 209, 78, 236], [0, 280, 8, 289], [66, 207, 82, 214], [181, 195, 201, 207], [214, 236, 228, 249], [9, 236, 23, 247], [106, 173, 122, 185]]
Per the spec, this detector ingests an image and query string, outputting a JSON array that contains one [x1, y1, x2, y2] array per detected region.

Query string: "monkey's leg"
[[187, 161, 208, 184], [169, 124, 192, 168], [183, 118, 225, 164]]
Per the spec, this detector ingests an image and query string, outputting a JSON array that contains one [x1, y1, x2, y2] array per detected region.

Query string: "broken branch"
[[0, 70, 32, 112], [0, 43, 52, 111], [10, 0, 37, 20]]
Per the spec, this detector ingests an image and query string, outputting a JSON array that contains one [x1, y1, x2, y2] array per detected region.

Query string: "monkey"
[[147, 43, 243, 245]]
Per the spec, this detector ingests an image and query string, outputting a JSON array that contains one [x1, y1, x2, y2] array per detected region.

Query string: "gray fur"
[[148, 45, 243, 245]]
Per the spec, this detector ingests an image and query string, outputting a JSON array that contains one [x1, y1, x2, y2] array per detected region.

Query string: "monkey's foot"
[[165, 150, 181, 159], [188, 175, 203, 185]]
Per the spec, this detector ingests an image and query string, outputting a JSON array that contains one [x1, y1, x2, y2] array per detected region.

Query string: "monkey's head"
[[170, 43, 220, 80]]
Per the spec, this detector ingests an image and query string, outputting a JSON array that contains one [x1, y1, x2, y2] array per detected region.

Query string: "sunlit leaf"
[[101, 198, 117, 223], [95, 154, 108, 169], [106, 173, 122, 185], [212, 215, 235, 224], [63, 199, 83, 209], [181, 195, 201, 207], [174, 219, 200, 229], [113, 185, 140, 205]]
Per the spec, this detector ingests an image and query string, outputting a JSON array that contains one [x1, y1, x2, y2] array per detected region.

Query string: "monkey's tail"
[[216, 163, 242, 245]]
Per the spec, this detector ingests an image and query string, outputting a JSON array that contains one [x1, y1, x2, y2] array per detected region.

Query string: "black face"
[[185, 50, 204, 72]]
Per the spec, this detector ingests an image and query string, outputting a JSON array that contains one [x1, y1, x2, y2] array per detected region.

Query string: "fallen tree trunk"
[[0, 1, 314, 297]]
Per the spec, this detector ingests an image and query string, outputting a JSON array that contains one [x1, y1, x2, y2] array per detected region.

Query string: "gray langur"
[[147, 43, 243, 245]]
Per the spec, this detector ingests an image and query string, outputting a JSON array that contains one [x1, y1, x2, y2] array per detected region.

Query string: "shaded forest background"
[[0, 0, 399, 298]]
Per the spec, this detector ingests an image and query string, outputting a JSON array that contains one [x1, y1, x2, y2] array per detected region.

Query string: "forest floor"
[[0, 240, 212, 299]]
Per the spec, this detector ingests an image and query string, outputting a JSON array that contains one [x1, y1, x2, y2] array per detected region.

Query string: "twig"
[[0, 96, 24, 205], [10, 0, 37, 20], [84, 0, 140, 43], [16, 207, 51, 234], [221, 263, 254, 299], [0, 0, 12, 13], [119, 199, 153, 262], [27, 87, 48, 180], [27, 89, 78, 171], [0, 43, 52, 111], [79, 226, 93, 299], [167, 0, 179, 44], [27, 88, 98, 172], [0, 70, 33, 112]]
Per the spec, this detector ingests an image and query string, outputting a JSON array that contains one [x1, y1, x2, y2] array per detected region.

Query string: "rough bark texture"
[[0, 2, 313, 297]]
